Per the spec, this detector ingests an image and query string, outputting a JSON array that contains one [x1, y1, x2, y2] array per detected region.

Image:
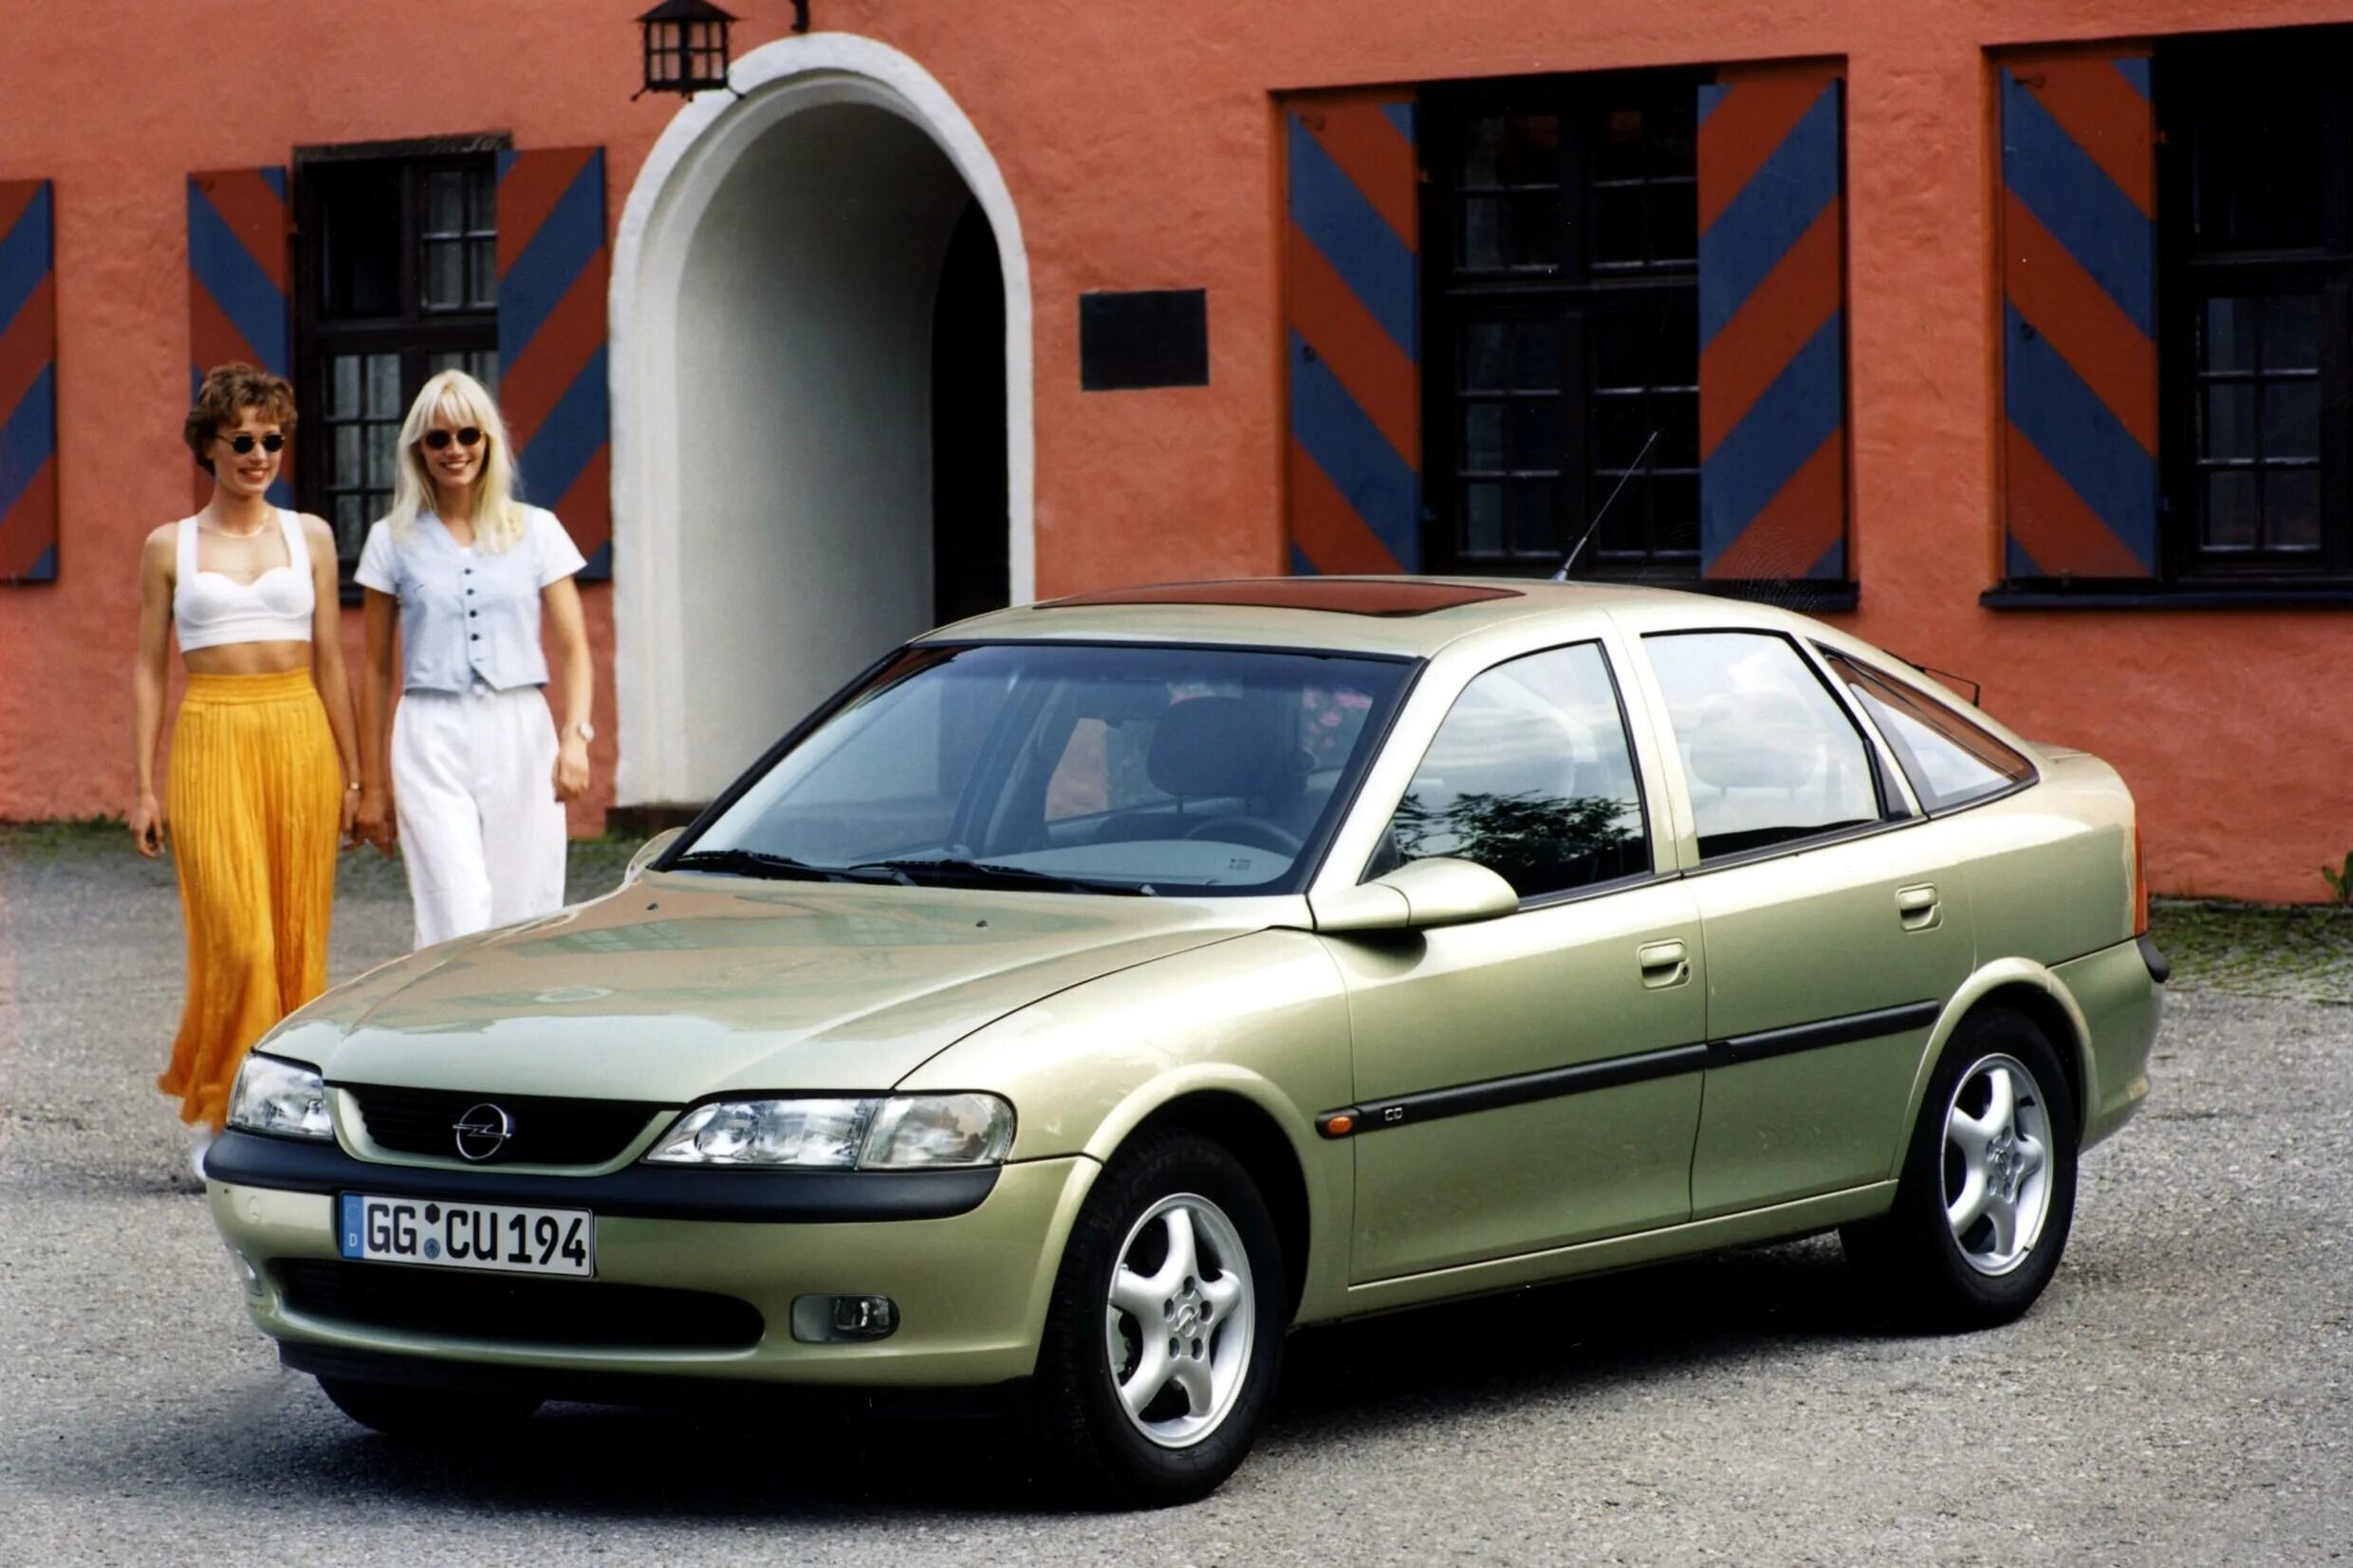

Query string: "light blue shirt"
[[355, 508, 585, 693]]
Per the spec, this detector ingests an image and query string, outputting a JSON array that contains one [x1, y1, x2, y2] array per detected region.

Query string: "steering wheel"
[[1180, 818, 1304, 857]]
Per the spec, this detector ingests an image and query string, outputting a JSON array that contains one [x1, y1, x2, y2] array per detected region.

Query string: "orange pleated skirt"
[[158, 669, 342, 1129]]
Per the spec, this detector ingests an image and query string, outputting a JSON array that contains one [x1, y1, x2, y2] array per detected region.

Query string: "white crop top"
[[173, 510, 316, 651]]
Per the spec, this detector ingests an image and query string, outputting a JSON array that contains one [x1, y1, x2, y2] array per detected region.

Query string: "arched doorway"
[[610, 36, 1033, 807]]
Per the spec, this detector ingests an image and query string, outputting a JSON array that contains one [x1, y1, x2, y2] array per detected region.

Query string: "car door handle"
[[1897, 884, 1941, 932], [1637, 939, 1690, 989]]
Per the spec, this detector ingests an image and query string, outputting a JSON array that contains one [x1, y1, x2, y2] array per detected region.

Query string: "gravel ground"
[[2, 836, 2347, 1565]]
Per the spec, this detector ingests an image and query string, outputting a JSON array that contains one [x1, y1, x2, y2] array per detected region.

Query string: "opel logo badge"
[[452, 1103, 513, 1162]]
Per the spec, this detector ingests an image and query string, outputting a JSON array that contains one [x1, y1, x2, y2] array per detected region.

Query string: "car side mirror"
[[1310, 856, 1519, 933], [623, 826, 686, 885]]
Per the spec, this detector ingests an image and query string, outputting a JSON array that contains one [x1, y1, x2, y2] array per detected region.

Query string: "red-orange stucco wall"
[[0, 1, 2347, 899]]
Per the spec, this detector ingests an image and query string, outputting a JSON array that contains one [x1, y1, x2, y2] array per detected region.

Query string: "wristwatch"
[[569, 720, 596, 744]]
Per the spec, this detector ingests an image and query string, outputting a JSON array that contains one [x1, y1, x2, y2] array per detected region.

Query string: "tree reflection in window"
[[1387, 788, 1641, 898]]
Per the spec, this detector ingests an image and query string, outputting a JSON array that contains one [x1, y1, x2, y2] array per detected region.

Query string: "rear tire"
[[1842, 1007, 2078, 1331], [317, 1375, 541, 1440], [1027, 1130, 1286, 1507]]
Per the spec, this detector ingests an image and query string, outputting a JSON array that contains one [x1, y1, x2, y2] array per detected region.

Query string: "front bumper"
[[205, 1133, 1100, 1390]]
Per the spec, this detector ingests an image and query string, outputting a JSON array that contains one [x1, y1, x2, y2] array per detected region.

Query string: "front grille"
[[342, 1084, 664, 1166], [276, 1260, 764, 1351]]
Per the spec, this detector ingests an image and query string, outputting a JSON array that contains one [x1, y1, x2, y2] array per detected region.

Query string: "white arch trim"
[[608, 33, 1035, 806]]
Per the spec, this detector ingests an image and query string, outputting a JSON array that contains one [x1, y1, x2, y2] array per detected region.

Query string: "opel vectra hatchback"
[[205, 580, 2164, 1505]]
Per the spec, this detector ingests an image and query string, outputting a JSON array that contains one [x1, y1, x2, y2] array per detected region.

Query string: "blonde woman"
[[132, 363, 361, 1173], [353, 370, 593, 948]]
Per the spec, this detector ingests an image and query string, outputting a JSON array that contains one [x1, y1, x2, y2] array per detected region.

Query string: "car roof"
[[924, 577, 1810, 659]]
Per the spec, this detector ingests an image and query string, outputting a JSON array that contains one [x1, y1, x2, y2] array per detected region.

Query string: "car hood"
[[297, 875, 1267, 1103]]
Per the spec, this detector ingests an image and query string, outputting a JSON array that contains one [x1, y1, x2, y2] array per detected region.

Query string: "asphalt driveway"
[[2, 832, 2346, 1564]]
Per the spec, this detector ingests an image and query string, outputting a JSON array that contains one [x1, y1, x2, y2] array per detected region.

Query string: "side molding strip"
[[1318, 999, 1938, 1138]]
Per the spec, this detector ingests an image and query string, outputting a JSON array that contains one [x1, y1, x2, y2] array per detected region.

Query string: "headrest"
[[1147, 696, 1292, 800]]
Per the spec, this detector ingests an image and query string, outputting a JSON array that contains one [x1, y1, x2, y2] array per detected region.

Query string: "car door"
[[1635, 629, 1976, 1219], [1323, 639, 1710, 1283]]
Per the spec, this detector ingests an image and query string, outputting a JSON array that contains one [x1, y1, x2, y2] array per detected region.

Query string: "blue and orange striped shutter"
[[497, 148, 611, 581], [0, 181, 57, 584], [188, 169, 294, 512], [1284, 95, 1420, 575], [1998, 51, 2157, 579], [1697, 66, 1847, 581]]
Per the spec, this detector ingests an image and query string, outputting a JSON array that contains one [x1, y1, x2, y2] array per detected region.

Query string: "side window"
[[1643, 632, 1882, 860], [1820, 651, 2035, 811], [1376, 642, 1649, 898]]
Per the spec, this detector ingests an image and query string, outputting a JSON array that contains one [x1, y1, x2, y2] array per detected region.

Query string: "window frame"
[[1811, 644, 2040, 818], [1361, 636, 1660, 910], [291, 134, 509, 581], [1417, 69, 1709, 583], [2154, 28, 2353, 587], [1639, 627, 1915, 873]]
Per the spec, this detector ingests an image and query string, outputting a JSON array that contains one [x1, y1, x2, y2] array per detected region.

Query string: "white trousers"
[[392, 685, 566, 950]]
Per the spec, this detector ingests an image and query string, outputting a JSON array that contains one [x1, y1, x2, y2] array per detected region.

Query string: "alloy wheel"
[[1941, 1052, 2055, 1277], [1102, 1191, 1256, 1448]]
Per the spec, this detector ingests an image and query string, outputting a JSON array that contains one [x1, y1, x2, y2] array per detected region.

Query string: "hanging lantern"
[[637, 0, 738, 99]]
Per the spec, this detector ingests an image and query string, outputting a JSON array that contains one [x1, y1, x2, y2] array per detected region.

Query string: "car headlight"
[[226, 1053, 334, 1140], [645, 1093, 1014, 1170]]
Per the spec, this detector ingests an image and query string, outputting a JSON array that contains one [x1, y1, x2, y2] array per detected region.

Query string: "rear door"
[[1635, 630, 1976, 1218], [1326, 639, 1710, 1282]]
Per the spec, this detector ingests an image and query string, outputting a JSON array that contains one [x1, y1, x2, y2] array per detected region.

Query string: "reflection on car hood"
[[300, 876, 1261, 1103]]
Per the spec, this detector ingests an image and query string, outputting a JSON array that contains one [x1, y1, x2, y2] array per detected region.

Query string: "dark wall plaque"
[[1079, 289, 1209, 391]]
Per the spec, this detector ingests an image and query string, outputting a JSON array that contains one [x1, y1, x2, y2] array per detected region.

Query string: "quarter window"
[[1374, 642, 1649, 898], [1643, 632, 1882, 859], [1819, 652, 2035, 812]]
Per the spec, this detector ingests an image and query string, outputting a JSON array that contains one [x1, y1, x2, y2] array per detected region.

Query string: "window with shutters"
[[2158, 28, 2353, 582], [292, 138, 507, 574], [1419, 72, 1706, 580]]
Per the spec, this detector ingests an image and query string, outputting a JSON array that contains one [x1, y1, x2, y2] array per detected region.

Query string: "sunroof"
[[1038, 580, 1525, 618]]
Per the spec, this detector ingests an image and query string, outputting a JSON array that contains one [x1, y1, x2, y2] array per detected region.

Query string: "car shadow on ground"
[[51, 1232, 1914, 1520]]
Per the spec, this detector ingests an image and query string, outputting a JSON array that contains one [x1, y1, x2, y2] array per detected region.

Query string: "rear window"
[[1820, 650, 2035, 811]]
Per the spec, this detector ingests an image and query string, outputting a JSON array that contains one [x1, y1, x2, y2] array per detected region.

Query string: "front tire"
[[317, 1375, 541, 1441], [1843, 1007, 2079, 1330], [1028, 1130, 1286, 1507]]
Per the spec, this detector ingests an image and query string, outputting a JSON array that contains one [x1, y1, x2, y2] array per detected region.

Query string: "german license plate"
[[338, 1193, 594, 1278]]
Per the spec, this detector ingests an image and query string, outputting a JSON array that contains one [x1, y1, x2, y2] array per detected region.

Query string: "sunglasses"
[[221, 432, 287, 454], [422, 427, 485, 452]]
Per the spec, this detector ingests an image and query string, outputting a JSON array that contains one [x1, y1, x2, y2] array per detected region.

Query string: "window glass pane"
[[1652, 474, 1700, 554], [1592, 107, 1650, 183], [334, 494, 363, 554], [331, 356, 361, 419], [2204, 470, 2258, 549], [2263, 381, 2317, 458], [1591, 316, 1641, 392], [1459, 323, 1507, 391], [2205, 297, 2256, 373], [1463, 403, 1504, 470], [1508, 398, 1563, 469], [1381, 641, 1648, 897], [469, 237, 498, 307], [365, 354, 401, 418], [1463, 482, 1505, 554], [468, 167, 496, 231], [1823, 652, 2032, 812], [1461, 115, 1559, 187], [1509, 478, 1558, 554], [423, 240, 463, 309], [2266, 469, 2321, 550], [2203, 384, 2254, 459], [365, 424, 397, 489], [1509, 322, 1563, 391], [334, 424, 361, 487], [2264, 294, 2319, 369], [1461, 194, 1559, 270], [318, 163, 402, 321], [1651, 193, 1697, 267], [2191, 54, 2325, 252], [426, 171, 464, 238], [1644, 632, 1881, 859], [472, 351, 500, 396], [1589, 187, 1646, 267]]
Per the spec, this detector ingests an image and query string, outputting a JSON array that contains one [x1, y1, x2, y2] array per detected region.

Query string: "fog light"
[[790, 1294, 899, 1343]]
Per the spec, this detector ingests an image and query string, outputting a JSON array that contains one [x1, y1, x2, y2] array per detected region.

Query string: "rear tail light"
[[2132, 821, 2150, 937]]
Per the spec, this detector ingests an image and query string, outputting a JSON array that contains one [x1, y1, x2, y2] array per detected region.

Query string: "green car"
[[205, 579, 2163, 1505]]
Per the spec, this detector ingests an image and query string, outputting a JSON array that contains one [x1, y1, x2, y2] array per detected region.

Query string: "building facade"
[[0, 1, 2346, 901]]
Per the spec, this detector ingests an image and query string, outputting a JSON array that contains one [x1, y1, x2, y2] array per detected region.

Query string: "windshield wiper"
[[668, 848, 853, 883], [850, 858, 1154, 896]]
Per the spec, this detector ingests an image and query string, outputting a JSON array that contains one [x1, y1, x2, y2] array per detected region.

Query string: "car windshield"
[[676, 642, 1413, 895]]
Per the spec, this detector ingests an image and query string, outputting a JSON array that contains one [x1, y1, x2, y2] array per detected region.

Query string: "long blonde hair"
[[383, 370, 528, 549]]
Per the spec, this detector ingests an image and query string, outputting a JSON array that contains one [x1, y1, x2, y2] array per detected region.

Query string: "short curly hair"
[[183, 362, 297, 475]]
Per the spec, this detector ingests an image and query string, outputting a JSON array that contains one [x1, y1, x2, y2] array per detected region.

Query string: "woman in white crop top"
[[131, 363, 361, 1175]]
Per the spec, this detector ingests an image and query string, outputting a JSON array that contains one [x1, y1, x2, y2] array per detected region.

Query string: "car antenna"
[[1552, 427, 1661, 582]]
